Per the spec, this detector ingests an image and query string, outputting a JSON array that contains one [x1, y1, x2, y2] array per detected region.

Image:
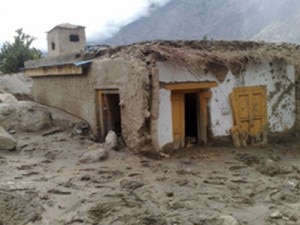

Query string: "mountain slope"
[[104, 0, 300, 45]]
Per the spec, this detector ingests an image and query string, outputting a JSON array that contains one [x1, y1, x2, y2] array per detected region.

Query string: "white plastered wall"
[[156, 60, 295, 148]]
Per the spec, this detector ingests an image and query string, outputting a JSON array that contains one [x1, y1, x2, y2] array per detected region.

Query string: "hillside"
[[104, 0, 300, 45]]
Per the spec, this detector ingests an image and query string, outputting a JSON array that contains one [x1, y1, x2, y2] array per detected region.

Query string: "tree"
[[0, 28, 41, 74], [202, 34, 208, 41]]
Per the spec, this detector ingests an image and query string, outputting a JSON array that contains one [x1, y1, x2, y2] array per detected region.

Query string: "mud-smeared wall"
[[89, 58, 151, 150], [31, 74, 96, 130], [31, 57, 151, 150], [243, 60, 295, 132], [157, 60, 295, 148]]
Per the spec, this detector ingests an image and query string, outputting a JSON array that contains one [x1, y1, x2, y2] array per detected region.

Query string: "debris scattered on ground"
[[0, 191, 43, 225], [0, 73, 300, 224]]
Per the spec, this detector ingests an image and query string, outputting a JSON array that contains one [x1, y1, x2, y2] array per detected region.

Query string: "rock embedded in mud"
[[213, 215, 239, 225], [258, 159, 292, 176], [17, 101, 53, 132], [0, 126, 16, 150], [79, 147, 108, 163], [73, 121, 90, 135], [0, 101, 53, 132], [120, 179, 144, 190], [0, 93, 18, 104], [269, 210, 282, 219], [105, 130, 118, 150]]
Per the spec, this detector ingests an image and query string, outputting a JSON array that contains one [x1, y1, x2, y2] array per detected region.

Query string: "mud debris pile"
[[1, 74, 300, 224]]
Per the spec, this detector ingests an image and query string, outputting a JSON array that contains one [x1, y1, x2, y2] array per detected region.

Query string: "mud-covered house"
[[25, 24, 300, 151]]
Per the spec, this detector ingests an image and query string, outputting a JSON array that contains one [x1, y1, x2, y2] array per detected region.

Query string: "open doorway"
[[171, 90, 212, 148], [98, 90, 121, 140], [185, 93, 198, 145]]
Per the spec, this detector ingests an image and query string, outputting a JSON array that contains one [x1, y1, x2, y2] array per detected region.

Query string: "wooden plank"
[[199, 94, 208, 144], [233, 86, 266, 93], [25, 64, 83, 77], [197, 93, 201, 144], [171, 93, 185, 148], [98, 91, 106, 141], [230, 93, 240, 125], [165, 82, 217, 91]]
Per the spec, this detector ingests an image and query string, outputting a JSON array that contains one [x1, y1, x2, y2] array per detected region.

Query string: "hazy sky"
[[0, 0, 170, 50]]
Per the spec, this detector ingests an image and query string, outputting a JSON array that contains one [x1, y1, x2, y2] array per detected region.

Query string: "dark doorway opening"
[[102, 93, 121, 136], [185, 93, 198, 143]]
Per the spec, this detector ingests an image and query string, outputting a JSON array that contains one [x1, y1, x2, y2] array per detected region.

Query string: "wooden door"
[[97, 90, 120, 141], [198, 91, 212, 144], [171, 93, 185, 148], [231, 86, 267, 145]]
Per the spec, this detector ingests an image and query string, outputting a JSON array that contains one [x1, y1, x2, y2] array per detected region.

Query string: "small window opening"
[[69, 34, 80, 42], [51, 42, 55, 50]]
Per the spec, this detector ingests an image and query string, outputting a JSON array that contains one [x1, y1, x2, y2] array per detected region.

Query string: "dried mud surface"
[[1, 131, 300, 225]]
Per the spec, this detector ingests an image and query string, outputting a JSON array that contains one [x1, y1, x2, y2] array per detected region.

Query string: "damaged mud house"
[[24, 23, 300, 151]]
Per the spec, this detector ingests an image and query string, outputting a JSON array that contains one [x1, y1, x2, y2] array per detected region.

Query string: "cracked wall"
[[157, 59, 295, 148]]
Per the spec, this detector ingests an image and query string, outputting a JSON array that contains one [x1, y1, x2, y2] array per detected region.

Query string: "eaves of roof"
[[24, 59, 93, 70]]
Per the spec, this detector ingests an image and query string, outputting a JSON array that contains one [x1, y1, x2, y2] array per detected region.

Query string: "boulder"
[[0, 126, 16, 150], [0, 104, 18, 130], [0, 73, 32, 95], [17, 101, 52, 132], [0, 101, 52, 132], [0, 93, 18, 104], [105, 130, 118, 150]]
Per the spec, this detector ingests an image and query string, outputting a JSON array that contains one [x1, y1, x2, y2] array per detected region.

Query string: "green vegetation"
[[202, 34, 208, 41], [0, 28, 41, 74]]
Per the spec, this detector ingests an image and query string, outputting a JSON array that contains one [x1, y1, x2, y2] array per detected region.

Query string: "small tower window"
[[51, 42, 55, 50], [69, 34, 80, 42]]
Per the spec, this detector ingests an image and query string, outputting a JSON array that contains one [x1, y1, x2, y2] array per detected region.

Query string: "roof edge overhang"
[[24, 60, 92, 77], [47, 23, 86, 33]]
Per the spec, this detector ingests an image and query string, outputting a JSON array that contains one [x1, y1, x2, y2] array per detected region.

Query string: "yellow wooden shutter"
[[230, 86, 267, 146]]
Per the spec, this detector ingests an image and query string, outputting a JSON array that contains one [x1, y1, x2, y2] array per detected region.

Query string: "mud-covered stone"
[[0, 101, 52, 132], [0, 93, 18, 104], [79, 147, 108, 163], [213, 215, 239, 225], [105, 130, 118, 149], [0, 126, 16, 150]]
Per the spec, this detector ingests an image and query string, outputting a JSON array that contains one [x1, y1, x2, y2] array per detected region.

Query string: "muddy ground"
[[1, 129, 300, 225]]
